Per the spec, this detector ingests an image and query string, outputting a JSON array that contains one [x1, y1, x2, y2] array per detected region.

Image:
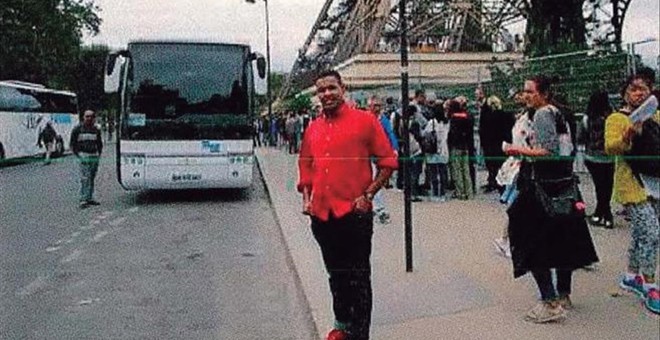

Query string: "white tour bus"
[[0, 80, 79, 162], [104, 41, 266, 190]]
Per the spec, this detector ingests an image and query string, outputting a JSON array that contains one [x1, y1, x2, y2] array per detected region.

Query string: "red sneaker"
[[327, 329, 349, 340]]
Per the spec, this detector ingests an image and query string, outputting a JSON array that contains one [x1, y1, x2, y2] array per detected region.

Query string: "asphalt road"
[[0, 154, 316, 340]]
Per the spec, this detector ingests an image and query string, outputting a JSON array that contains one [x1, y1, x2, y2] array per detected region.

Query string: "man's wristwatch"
[[364, 192, 374, 201]]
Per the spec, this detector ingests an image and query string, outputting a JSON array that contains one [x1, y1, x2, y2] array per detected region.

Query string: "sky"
[[85, 0, 659, 86]]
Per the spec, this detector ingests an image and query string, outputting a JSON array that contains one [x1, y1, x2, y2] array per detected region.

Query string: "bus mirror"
[[104, 53, 124, 94], [256, 56, 266, 79]]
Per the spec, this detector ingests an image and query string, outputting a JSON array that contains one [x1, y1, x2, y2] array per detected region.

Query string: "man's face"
[[475, 88, 484, 101], [83, 111, 95, 126], [523, 80, 546, 109], [369, 98, 383, 115], [416, 94, 426, 105], [315, 75, 345, 112], [624, 78, 651, 108]]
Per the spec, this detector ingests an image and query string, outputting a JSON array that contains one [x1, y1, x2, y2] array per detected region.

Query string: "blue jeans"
[[79, 156, 100, 202], [500, 182, 520, 207], [427, 163, 449, 196]]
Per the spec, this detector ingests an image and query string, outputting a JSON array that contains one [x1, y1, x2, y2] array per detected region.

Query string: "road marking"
[[17, 275, 49, 296], [46, 245, 61, 252], [92, 231, 109, 243], [109, 217, 127, 227], [78, 298, 101, 306], [128, 207, 139, 213], [80, 224, 95, 231], [61, 250, 83, 263]]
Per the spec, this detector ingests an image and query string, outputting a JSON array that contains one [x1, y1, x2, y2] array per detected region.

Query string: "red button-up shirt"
[[297, 103, 398, 221]]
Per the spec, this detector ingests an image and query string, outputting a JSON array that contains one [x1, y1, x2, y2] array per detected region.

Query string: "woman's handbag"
[[532, 175, 584, 218]]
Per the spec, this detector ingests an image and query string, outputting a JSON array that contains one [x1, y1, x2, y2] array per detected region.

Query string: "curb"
[[255, 154, 322, 340]]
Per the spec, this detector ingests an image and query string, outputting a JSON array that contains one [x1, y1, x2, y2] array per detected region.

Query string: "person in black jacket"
[[447, 99, 474, 200], [37, 121, 57, 165], [505, 75, 598, 323], [70, 110, 103, 208], [479, 95, 515, 193]]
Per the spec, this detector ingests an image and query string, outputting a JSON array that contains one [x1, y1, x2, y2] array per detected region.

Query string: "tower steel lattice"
[[279, 0, 631, 98], [583, 0, 632, 49]]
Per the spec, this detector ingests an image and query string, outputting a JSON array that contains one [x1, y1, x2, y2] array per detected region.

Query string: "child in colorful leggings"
[[605, 73, 660, 314]]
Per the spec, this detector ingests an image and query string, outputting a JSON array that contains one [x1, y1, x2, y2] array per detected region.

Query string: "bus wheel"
[[54, 138, 64, 158]]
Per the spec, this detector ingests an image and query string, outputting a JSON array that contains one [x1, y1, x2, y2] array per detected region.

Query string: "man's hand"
[[302, 199, 312, 216], [353, 194, 372, 214], [302, 186, 312, 216]]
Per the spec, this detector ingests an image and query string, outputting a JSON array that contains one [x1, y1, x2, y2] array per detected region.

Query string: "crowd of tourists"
[[258, 67, 659, 339]]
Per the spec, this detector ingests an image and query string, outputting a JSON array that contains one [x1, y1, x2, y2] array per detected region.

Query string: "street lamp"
[[246, 0, 273, 145]]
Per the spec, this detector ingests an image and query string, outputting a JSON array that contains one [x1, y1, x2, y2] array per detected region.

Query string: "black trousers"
[[531, 269, 573, 301], [584, 160, 614, 220], [311, 212, 374, 340], [484, 157, 505, 188]]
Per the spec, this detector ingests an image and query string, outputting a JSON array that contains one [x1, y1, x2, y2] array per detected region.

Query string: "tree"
[[69, 44, 110, 112], [284, 93, 312, 113], [0, 0, 101, 87], [521, 0, 588, 56], [256, 72, 286, 111]]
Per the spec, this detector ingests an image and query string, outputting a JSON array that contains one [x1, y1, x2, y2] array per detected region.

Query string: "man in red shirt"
[[298, 70, 398, 340]]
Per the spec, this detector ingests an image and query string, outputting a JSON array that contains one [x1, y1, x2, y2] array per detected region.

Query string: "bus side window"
[[0, 86, 40, 112]]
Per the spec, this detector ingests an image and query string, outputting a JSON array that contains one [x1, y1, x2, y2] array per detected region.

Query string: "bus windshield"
[[125, 43, 253, 140]]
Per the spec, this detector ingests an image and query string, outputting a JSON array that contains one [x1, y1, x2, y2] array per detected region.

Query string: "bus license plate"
[[171, 174, 202, 182]]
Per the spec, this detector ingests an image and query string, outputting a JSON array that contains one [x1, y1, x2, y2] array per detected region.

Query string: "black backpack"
[[421, 120, 438, 154], [626, 118, 660, 177]]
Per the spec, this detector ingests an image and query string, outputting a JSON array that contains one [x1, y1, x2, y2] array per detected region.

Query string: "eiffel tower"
[[279, 0, 631, 98], [583, 0, 632, 49]]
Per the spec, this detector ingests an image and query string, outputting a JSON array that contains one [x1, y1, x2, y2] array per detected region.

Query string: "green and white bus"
[[0, 80, 79, 163]]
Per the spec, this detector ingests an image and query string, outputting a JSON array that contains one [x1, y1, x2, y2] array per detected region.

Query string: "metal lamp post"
[[246, 0, 273, 144]]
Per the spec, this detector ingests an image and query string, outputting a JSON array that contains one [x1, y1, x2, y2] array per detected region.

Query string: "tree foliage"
[[67, 44, 110, 112], [522, 0, 588, 56], [256, 72, 286, 111], [284, 93, 312, 113], [0, 0, 101, 86]]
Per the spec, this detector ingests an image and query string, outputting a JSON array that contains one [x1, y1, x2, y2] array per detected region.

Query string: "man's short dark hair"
[[315, 69, 343, 84], [414, 89, 425, 97]]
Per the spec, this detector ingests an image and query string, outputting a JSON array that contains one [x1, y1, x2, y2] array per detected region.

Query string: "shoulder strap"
[[547, 105, 567, 135]]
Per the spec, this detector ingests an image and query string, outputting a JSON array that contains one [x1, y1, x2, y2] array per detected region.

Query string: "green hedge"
[[432, 51, 631, 113]]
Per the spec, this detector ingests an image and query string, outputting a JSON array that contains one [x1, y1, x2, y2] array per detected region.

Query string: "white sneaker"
[[524, 302, 566, 323]]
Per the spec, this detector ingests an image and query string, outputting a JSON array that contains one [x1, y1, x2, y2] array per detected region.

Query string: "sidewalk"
[[255, 147, 659, 340]]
